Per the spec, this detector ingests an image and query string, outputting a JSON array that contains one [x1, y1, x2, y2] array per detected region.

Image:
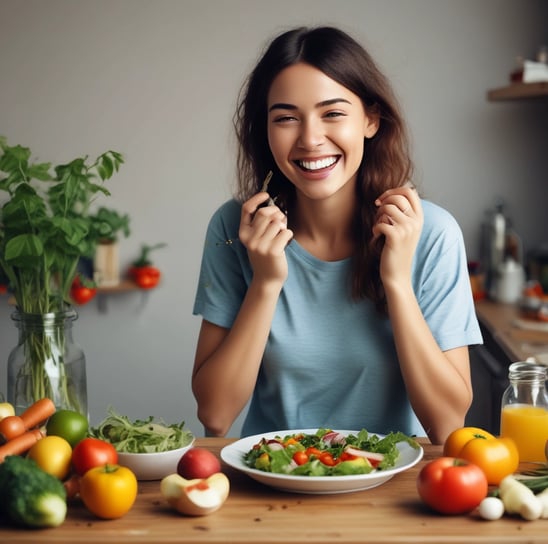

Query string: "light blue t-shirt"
[[193, 198, 482, 438]]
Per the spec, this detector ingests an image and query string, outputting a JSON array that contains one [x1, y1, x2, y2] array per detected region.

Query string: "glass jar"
[[7, 308, 88, 416], [500, 362, 548, 462]]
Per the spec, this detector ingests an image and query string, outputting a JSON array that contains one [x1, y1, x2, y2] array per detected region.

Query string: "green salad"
[[243, 428, 419, 477], [89, 407, 194, 453]]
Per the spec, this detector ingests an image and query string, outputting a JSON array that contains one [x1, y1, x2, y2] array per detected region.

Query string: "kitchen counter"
[[2, 437, 548, 544], [466, 300, 548, 433], [475, 300, 548, 362]]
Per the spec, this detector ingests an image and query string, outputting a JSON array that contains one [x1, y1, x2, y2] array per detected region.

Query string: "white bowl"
[[117, 439, 195, 480]]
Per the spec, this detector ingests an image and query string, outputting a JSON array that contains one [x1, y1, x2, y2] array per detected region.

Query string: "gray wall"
[[1, 0, 547, 437]]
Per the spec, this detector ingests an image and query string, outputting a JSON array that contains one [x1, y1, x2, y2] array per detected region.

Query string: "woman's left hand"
[[372, 185, 423, 286]]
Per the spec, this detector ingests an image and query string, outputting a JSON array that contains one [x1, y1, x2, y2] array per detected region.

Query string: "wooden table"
[[2, 438, 548, 543]]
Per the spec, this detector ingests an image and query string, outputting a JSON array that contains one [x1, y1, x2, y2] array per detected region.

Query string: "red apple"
[[177, 447, 221, 480]]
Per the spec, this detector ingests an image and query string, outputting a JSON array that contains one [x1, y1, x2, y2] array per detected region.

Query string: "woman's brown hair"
[[233, 26, 414, 313]]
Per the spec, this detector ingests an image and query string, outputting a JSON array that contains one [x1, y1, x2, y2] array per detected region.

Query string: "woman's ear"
[[364, 110, 380, 139]]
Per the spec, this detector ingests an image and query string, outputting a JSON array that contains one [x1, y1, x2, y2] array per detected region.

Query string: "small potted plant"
[[128, 243, 166, 289], [0, 136, 124, 413], [89, 206, 131, 287]]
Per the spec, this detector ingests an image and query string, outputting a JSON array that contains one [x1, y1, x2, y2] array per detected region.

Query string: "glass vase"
[[7, 308, 88, 416]]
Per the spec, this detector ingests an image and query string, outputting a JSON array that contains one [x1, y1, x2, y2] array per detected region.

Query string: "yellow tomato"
[[458, 436, 519, 485], [27, 435, 73, 480], [79, 465, 138, 519], [443, 427, 495, 458], [0, 402, 15, 421]]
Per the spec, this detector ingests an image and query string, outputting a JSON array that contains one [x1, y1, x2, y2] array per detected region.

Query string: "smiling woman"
[[191, 26, 481, 444], [266, 63, 378, 204]]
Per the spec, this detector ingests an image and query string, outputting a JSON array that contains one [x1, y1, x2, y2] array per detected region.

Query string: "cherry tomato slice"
[[292, 451, 309, 465], [319, 452, 337, 466]]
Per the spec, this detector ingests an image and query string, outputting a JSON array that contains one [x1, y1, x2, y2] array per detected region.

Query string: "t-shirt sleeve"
[[415, 202, 483, 351], [192, 200, 249, 329]]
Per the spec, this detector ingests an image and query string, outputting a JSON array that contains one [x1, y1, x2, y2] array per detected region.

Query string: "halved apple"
[[160, 472, 230, 516]]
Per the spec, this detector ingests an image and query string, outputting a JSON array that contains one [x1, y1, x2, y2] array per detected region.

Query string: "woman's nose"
[[297, 118, 325, 149]]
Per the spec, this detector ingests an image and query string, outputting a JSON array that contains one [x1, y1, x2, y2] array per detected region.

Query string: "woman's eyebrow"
[[268, 98, 352, 112], [268, 102, 296, 112], [317, 98, 352, 107]]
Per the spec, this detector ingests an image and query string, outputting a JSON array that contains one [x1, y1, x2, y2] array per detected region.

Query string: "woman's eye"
[[273, 114, 297, 123], [324, 111, 346, 119]]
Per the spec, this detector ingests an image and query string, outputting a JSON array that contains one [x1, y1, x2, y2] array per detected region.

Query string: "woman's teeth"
[[297, 157, 338, 171]]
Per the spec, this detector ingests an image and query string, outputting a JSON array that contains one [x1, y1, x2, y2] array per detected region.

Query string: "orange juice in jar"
[[500, 404, 548, 462], [500, 362, 548, 463]]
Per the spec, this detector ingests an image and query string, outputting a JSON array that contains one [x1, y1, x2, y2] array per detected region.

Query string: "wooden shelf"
[[487, 81, 548, 101], [95, 278, 139, 293], [95, 278, 143, 313], [2, 279, 141, 307]]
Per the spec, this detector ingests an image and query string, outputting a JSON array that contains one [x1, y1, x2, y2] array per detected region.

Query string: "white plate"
[[220, 429, 423, 494]]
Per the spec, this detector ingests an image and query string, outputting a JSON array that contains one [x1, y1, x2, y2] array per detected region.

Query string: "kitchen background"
[[0, 0, 547, 437]]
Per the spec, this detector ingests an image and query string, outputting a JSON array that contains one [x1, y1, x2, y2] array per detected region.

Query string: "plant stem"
[[11, 311, 84, 414]]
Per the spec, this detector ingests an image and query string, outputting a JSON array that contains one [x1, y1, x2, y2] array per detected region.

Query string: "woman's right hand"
[[239, 192, 294, 285]]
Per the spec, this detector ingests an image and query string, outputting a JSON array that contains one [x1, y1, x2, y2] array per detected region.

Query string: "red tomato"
[[292, 451, 309, 465], [417, 457, 488, 515], [318, 452, 337, 466], [305, 447, 322, 458], [130, 266, 161, 289], [72, 437, 118, 476], [339, 451, 358, 462], [70, 276, 97, 305]]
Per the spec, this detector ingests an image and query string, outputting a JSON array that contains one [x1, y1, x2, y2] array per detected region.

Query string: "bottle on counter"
[[482, 202, 507, 299], [500, 362, 548, 463], [495, 257, 525, 304], [481, 201, 524, 302]]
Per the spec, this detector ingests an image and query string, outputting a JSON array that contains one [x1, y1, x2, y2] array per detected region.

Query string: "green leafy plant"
[[0, 137, 124, 412], [131, 242, 167, 268], [0, 137, 123, 312], [88, 206, 130, 247]]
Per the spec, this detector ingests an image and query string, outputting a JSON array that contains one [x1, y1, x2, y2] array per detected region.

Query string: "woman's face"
[[267, 63, 378, 202]]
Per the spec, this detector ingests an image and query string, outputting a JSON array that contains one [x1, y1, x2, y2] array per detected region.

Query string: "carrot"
[[63, 473, 81, 500], [0, 415, 26, 442], [19, 398, 56, 430], [0, 428, 44, 463]]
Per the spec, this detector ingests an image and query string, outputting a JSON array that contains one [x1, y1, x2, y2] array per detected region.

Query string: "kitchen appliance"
[[481, 202, 523, 300]]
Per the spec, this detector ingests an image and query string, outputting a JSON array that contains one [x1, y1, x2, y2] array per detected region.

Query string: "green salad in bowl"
[[89, 407, 194, 453], [89, 408, 195, 480]]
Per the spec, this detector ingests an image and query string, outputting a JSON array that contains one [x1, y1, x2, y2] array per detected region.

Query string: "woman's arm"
[[192, 193, 293, 436], [385, 282, 473, 444], [374, 187, 473, 444]]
